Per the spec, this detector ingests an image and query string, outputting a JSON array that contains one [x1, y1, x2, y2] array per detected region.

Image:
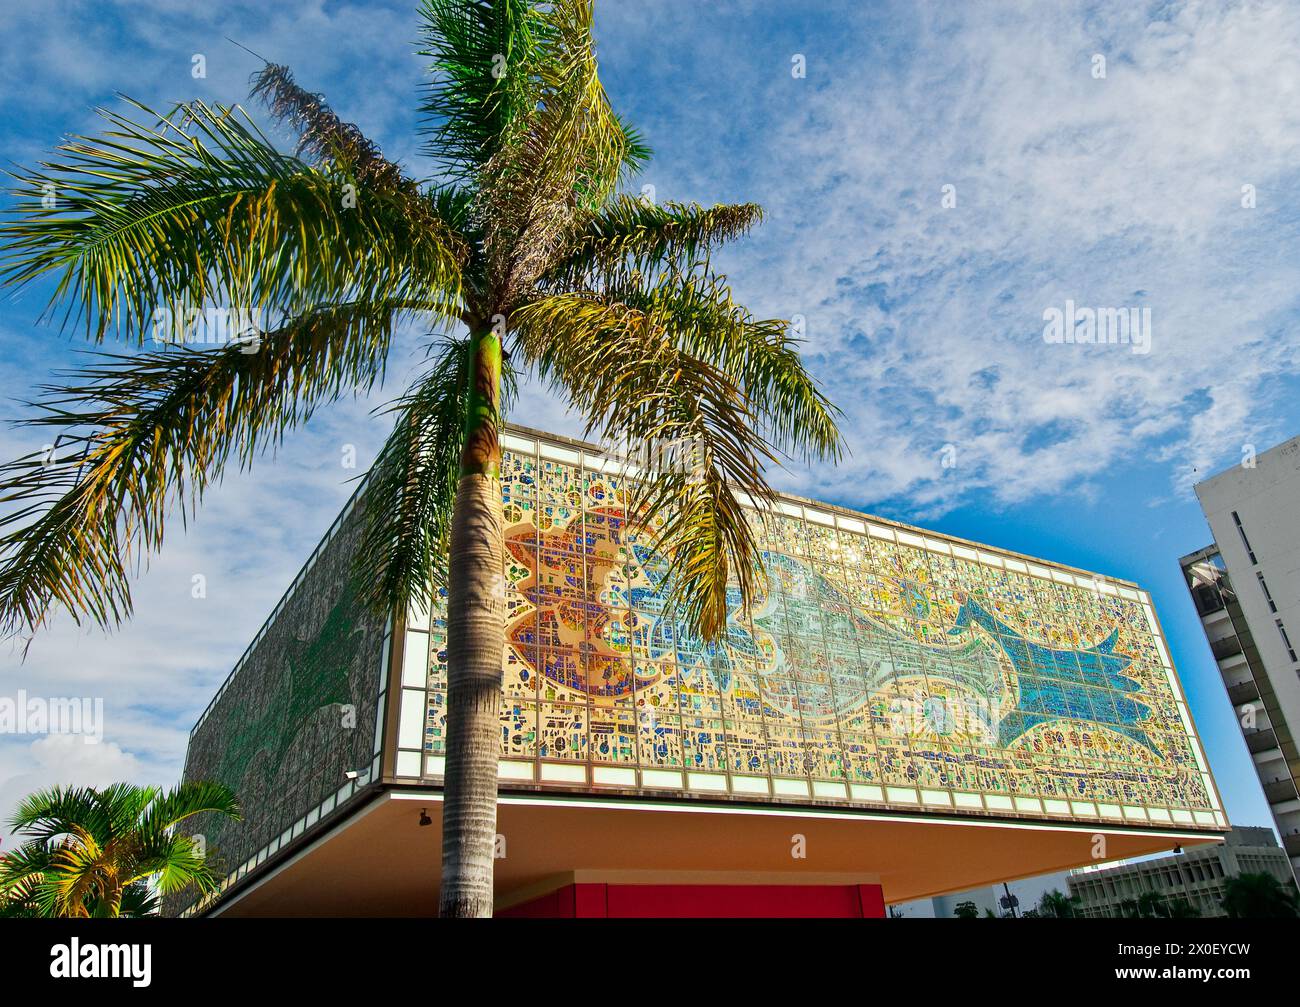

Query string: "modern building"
[[1068, 826, 1293, 917], [170, 425, 1227, 918], [1181, 435, 1300, 882]]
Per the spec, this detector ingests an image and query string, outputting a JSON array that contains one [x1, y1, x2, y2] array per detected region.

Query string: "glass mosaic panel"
[[424, 434, 1221, 828]]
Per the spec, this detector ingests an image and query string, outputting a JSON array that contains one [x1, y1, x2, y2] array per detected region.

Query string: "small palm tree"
[[1136, 889, 1166, 918], [0, 0, 840, 917], [1221, 872, 1300, 918], [1038, 888, 1080, 918], [1166, 897, 1201, 918], [953, 900, 980, 919], [0, 782, 240, 917]]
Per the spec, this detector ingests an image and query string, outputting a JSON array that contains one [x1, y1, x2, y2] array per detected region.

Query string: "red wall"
[[498, 883, 885, 918]]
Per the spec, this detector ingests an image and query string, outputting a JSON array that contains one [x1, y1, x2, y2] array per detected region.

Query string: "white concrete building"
[[1181, 435, 1300, 881], [1068, 826, 1293, 917]]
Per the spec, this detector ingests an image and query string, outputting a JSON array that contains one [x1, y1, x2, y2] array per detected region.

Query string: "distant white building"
[[1181, 435, 1300, 882], [1067, 826, 1292, 917]]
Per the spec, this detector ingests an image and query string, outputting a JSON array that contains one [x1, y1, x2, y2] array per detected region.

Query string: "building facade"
[[172, 425, 1226, 917], [1181, 435, 1300, 882], [1068, 826, 1293, 917]]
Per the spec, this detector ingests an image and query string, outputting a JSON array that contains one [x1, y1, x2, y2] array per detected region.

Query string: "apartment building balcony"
[[1211, 636, 1244, 662], [1226, 680, 1261, 706], [1264, 779, 1299, 805], [1245, 728, 1279, 755]]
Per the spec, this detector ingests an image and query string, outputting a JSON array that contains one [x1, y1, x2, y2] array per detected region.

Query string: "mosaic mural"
[[421, 438, 1220, 821]]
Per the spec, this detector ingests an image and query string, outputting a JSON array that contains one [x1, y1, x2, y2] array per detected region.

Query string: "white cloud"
[[0, 735, 150, 848], [598, 0, 1300, 511]]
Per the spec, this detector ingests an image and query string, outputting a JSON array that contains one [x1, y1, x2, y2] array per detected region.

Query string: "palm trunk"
[[439, 325, 504, 918]]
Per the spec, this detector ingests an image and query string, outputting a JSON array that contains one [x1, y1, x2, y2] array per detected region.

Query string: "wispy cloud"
[[598, 0, 1300, 512]]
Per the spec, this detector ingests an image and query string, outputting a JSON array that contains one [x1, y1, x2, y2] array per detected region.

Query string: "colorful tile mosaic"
[[422, 432, 1222, 826]]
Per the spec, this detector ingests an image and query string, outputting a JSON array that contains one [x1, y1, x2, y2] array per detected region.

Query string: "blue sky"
[[2, 0, 1297, 843]]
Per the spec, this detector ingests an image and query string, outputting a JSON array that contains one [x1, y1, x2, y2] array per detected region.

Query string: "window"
[[1277, 620, 1298, 663], [1232, 512, 1258, 564], [1258, 573, 1278, 613], [1193, 583, 1224, 616]]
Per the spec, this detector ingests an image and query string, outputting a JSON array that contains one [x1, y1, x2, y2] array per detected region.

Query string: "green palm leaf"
[[356, 334, 517, 616], [607, 263, 842, 463], [135, 779, 243, 837], [549, 196, 765, 285], [0, 98, 464, 343], [512, 289, 777, 639], [0, 301, 416, 634], [418, 0, 550, 180], [1, 781, 239, 917]]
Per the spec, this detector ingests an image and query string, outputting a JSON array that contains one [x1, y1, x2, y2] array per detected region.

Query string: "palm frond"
[[512, 291, 775, 640], [0, 841, 54, 892], [136, 780, 241, 837], [418, 0, 646, 188], [250, 63, 408, 191], [606, 263, 843, 464], [134, 832, 219, 896], [428, 182, 477, 234], [8, 785, 111, 844], [0, 302, 406, 634], [356, 334, 518, 617], [613, 111, 652, 178], [486, 0, 641, 300], [117, 882, 161, 918], [548, 196, 764, 287], [249, 62, 471, 258], [0, 98, 464, 342], [0, 858, 48, 918], [96, 782, 157, 842], [417, 0, 548, 180], [534, 0, 644, 207], [421, 0, 645, 304], [46, 841, 110, 917]]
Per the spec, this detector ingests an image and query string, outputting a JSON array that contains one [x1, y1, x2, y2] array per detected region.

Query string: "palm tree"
[[1037, 888, 1080, 918], [1221, 872, 1300, 918], [953, 900, 980, 919], [0, 782, 240, 917], [0, 1, 841, 917], [1165, 897, 1201, 918], [1136, 889, 1166, 919], [1, 876, 160, 919]]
